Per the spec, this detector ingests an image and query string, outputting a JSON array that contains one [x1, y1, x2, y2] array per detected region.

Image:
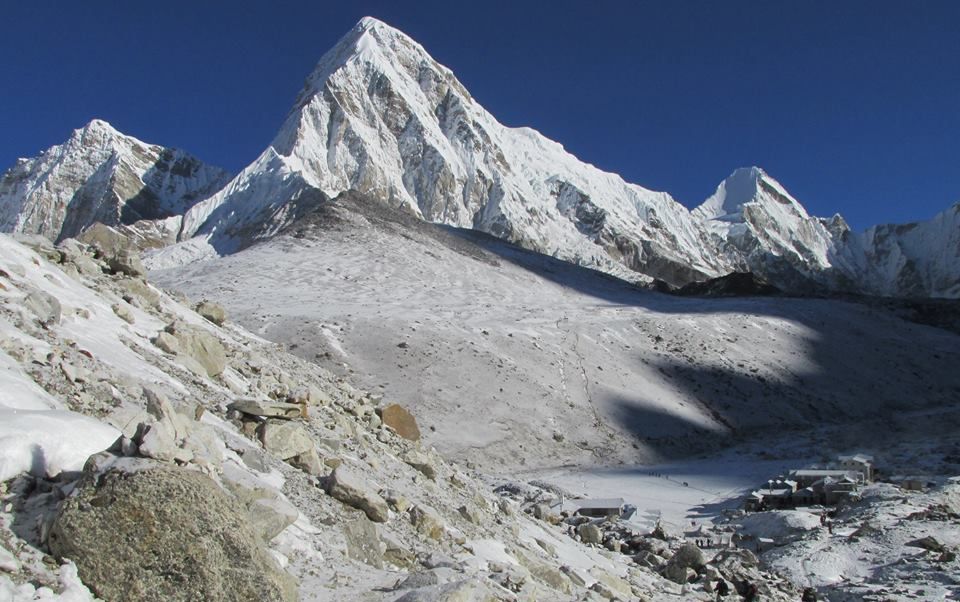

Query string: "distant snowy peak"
[[0, 120, 231, 242], [843, 202, 960, 298], [694, 167, 809, 222], [692, 167, 960, 298], [692, 167, 839, 289]]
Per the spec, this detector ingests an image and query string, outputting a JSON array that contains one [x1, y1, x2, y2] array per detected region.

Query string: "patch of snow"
[[0, 349, 119, 481]]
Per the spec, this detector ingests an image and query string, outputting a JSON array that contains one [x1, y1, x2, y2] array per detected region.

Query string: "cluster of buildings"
[[551, 497, 637, 520], [744, 453, 874, 511]]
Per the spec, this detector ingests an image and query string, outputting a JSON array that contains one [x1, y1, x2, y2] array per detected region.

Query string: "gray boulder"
[[167, 324, 227, 377], [107, 249, 146, 277], [663, 542, 705, 584], [257, 420, 314, 460], [48, 464, 296, 602], [324, 465, 390, 522], [112, 302, 135, 324], [24, 290, 62, 327], [392, 578, 496, 602], [153, 331, 180, 354], [78, 223, 129, 259], [248, 496, 299, 542], [196, 300, 227, 326], [118, 278, 162, 307], [132, 388, 224, 468], [58, 239, 103, 276], [403, 449, 438, 480], [409, 504, 445, 540], [232, 399, 304, 419], [577, 523, 603, 545], [342, 515, 384, 568], [14, 233, 60, 261]]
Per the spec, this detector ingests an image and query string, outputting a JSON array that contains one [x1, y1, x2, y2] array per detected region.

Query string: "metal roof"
[[551, 497, 625, 512]]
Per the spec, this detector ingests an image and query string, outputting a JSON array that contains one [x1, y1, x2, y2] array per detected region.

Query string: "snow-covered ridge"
[[0, 119, 231, 242]]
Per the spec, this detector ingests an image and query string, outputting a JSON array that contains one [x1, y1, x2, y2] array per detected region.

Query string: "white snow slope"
[[0, 119, 231, 242], [151, 194, 960, 472]]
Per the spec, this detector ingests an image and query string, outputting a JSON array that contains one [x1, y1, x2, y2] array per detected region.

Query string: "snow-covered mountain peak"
[[0, 122, 231, 242], [174, 17, 731, 285], [695, 166, 807, 222], [47, 119, 128, 159], [79, 117, 120, 134], [691, 167, 840, 284], [291, 16, 438, 116], [72, 118, 121, 141]]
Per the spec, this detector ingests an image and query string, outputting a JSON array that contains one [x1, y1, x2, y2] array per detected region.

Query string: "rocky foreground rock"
[[48, 462, 296, 602]]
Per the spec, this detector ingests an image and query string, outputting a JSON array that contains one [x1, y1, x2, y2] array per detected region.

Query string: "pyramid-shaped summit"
[[178, 17, 726, 285]]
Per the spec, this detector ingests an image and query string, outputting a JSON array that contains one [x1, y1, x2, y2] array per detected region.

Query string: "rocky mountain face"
[[693, 167, 838, 292], [0, 119, 231, 243], [694, 167, 960, 298]]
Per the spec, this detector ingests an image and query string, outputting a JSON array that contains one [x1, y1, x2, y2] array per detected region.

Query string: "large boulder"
[[78, 223, 129, 259], [196, 301, 227, 326], [153, 331, 180, 354], [48, 464, 296, 602], [663, 543, 706, 584], [107, 250, 146, 277], [342, 515, 384, 568], [118, 278, 162, 307], [24, 290, 62, 327], [167, 324, 227, 378], [324, 465, 390, 522], [58, 239, 103, 276], [409, 504, 445, 540], [131, 388, 225, 468], [232, 399, 304, 420], [257, 420, 314, 460], [392, 578, 499, 602], [403, 449, 437, 480], [378, 404, 421, 441], [577, 523, 603, 545]]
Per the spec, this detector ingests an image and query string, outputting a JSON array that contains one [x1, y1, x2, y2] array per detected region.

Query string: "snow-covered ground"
[[151, 195, 960, 475], [8, 232, 769, 601], [524, 450, 803, 534]]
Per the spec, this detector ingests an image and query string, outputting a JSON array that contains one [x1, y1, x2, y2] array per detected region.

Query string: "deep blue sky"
[[2, 1, 958, 230]]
